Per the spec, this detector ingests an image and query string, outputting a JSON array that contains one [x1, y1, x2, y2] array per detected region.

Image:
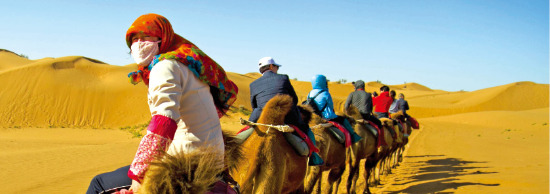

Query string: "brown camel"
[[298, 104, 347, 194], [391, 111, 414, 164], [231, 94, 308, 194], [344, 106, 386, 194], [372, 118, 396, 186], [382, 117, 406, 172], [139, 130, 243, 194]]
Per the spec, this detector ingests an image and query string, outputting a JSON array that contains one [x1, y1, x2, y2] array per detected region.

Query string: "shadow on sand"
[[388, 155, 499, 193]]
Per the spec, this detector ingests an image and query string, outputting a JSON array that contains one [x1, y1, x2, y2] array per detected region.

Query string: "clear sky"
[[1, 0, 548, 91]]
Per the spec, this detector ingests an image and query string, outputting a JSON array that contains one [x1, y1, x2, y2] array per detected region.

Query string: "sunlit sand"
[[0, 50, 547, 193]]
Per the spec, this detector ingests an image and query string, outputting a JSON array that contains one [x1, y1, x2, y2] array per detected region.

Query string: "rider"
[[344, 80, 383, 130], [395, 93, 410, 118], [248, 57, 323, 166], [373, 85, 393, 119], [388, 90, 398, 114], [86, 13, 237, 194], [307, 74, 362, 144]]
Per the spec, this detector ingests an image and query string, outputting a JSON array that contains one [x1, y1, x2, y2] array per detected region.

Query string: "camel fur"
[[343, 106, 380, 194], [231, 94, 308, 194], [298, 104, 347, 194], [139, 131, 243, 194]]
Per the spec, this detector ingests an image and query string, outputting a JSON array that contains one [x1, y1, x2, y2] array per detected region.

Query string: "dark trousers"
[[330, 116, 352, 131], [87, 165, 132, 194], [284, 106, 309, 134], [361, 113, 383, 129]]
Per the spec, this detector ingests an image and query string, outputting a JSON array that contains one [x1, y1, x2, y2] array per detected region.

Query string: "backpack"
[[301, 90, 327, 116]]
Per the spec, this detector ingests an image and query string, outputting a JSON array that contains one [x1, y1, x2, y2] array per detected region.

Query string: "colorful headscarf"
[[126, 13, 238, 117]]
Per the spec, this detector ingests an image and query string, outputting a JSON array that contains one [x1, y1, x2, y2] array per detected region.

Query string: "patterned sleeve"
[[128, 60, 183, 182], [344, 93, 353, 112]]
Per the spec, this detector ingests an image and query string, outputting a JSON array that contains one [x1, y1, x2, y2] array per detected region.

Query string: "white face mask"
[[131, 40, 161, 66]]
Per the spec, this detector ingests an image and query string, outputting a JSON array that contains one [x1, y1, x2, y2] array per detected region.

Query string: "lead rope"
[[239, 118, 295, 133]]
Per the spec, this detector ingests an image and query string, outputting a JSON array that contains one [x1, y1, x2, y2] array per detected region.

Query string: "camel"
[[371, 118, 396, 186], [391, 111, 413, 164], [231, 94, 308, 194], [298, 104, 347, 194], [381, 117, 405, 172], [344, 106, 391, 194], [138, 130, 243, 194]]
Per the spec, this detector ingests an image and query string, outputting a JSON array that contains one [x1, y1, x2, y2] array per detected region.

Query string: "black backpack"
[[301, 90, 327, 116]]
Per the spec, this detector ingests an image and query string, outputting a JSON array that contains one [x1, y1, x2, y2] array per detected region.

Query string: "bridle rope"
[[240, 118, 295, 133]]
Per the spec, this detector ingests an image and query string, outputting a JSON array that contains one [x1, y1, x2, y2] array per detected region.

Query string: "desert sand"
[[0, 50, 548, 193]]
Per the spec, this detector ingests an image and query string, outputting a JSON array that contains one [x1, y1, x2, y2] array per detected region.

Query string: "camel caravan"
[[89, 14, 419, 194], [99, 56, 419, 194], [129, 92, 418, 194], [125, 84, 419, 194]]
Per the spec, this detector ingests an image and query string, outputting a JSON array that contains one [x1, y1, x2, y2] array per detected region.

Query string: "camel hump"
[[259, 94, 294, 124], [379, 118, 394, 127]]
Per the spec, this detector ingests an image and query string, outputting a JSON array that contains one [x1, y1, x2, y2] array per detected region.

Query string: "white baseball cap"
[[258, 57, 281, 69]]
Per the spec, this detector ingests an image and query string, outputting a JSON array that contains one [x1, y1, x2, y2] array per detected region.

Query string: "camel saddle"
[[326, 121, 352, 148], [357, 119, 387, 148]]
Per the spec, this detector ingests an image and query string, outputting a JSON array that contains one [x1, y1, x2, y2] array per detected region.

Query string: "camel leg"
[[347, 160, 360, 194], [396, 147, 402, 164], [333, 168, 344, 194], [315, 171, 322, 194], [362, 157, 378, 194], [374, 158, 382, 185], [385, 155, 392, 174], [392, 150, 398, 168], [325, 165, 345, 194], [304, 166, 321, 194]]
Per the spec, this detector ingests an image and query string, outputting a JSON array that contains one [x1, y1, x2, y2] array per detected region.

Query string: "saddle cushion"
[[326, 126, 345, 144], [235, 126, 253, 140], [289, 124, 320, 156], [327, 121, 352, 148]]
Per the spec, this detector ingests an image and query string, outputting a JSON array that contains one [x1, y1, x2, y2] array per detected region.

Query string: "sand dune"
[[0, 50, 548, 193], [0, 50, 35, 71], [1, 50, 547, 128], [0, 53, 150, 128]]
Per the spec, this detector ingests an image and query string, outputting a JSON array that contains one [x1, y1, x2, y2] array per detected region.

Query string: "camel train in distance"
[[134, 94, 416, 194]]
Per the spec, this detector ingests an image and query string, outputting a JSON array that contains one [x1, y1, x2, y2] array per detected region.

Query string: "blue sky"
[[1, 0, 548, 91]]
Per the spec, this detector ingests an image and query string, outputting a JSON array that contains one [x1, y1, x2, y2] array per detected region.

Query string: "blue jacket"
[[308, 75, 338, 120], [249, 71, 304, 128]]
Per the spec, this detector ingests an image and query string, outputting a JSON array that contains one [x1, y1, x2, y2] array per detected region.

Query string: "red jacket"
[[373, 91, 393, 113]]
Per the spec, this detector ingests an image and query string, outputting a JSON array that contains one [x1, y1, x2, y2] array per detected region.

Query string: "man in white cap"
[[247, 57, 323, 166]]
